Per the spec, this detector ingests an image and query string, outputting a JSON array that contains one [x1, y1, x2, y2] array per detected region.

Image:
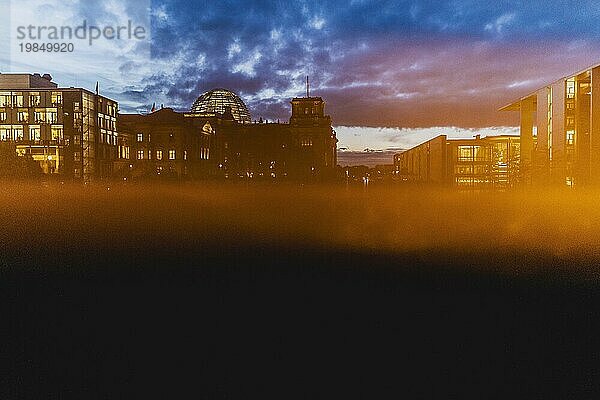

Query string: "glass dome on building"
[[190, 88, 252, 123]]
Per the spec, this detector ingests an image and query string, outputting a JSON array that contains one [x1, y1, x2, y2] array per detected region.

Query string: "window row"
[[300, 138, 313, 147], [0, 92, 62, 107], [103, 103, 117, 117], [456, 145, 489, 162], [0, 124, 63, 141], [100, 132, 117, 146], [98, 115, 116, 130], [136, 149, 179, 160], [0, 109, 59, 123]]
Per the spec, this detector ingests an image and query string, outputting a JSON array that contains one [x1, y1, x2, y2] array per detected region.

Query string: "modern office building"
[[394, 134, 520, 188], [500, 62, 600, 187], [120, 88, 338, 181], [0, 73, 119, 181]]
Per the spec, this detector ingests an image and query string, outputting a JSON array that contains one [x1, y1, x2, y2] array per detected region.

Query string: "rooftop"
[[499, 60, 600, 112], [0, 73, 57, 89]]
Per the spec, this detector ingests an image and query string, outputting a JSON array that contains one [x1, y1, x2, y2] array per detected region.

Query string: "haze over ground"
[[3, 182, 599, 397]]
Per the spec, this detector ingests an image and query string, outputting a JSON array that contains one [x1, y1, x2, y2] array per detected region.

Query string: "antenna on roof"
[[306, 75, 310, 98]]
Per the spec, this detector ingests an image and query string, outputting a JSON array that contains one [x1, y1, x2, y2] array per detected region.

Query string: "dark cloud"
[[109, 0, 600, 127]]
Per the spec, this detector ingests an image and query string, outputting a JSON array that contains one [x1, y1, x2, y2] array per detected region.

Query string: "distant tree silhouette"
[[0, 143, 43, 180]]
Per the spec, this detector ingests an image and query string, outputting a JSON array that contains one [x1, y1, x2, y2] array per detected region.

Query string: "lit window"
[[51, 125, 63, 140], [119, 146, 130, 160], [0, 93, 10, 107], [13, 95, 23, 107], [34, 110, 45, 123], [566, 79, 576, 99], [12, 125, 23, 140], [0, 112, 6, 122], [29, 94, 41, 106], [137, 133, 143, 142], [46, 109, 57, 123], [156, 150, 163, 160], [137, 150, 144, 160], [472, 146, 487, 161], [169, 149, 176, 160], [457, 146, 473, 161], [184, 150, 187, 160], [29, 125, 40, 140], [301, 138, 313, 147], [567, 130, 575, 145], [17, 110, 28, 122], [566, 177, 574, 187], [51, 92, 62, 105], [0, 125, 10, 140]]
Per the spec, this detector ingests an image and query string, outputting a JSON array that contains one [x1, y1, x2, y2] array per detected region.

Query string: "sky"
[[2, 0, 600, 153]]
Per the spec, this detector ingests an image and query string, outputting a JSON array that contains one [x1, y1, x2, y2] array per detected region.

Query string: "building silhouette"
[[119, 88, 338, 181]]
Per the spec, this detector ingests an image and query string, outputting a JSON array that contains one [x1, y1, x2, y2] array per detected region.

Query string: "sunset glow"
[[3, 1, 600, 398], [4, 1, 600, 151]]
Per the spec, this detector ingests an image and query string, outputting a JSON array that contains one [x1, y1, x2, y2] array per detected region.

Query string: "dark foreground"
[[2, 183, 600, 398]]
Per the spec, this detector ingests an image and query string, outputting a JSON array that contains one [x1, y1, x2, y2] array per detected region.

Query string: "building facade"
[[500, 62, 600, 187], [117, 108, 212, 180], [395, 134, 520, 188], [119, 89, 338, 182], [0, 73, 118, 181], [0, 75, 337, 182], [197, 95, 338, 181]]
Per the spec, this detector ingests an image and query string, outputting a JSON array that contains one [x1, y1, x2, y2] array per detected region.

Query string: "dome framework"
[[190, 88, 251, 123]]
